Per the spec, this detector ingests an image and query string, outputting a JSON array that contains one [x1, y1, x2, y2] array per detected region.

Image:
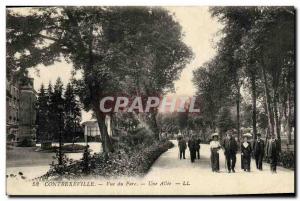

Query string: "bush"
[[40, 140, 174, 180], [118, 127, 155, 153], [42, 150, 78, 180], [278, 151, 294, 169], [91, 140, 174, 177], [17, 138, 33, 147], [263, 150, 294, 170]]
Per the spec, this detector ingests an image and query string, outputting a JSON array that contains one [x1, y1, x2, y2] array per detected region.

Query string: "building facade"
[[6, 79, 20, 142], [6, 78, 37, 146], [82, 116, 112, 139]]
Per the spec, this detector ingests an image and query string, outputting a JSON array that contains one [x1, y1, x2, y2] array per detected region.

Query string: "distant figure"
[[253, 133, 265, 170], [241, 136, 252, 172], [210, 133, 221, 172], [222, 130, 238, 173], [266, 135, 279, 173], [178, 136, 187, 160], [82, 145, 90, 174], [188, 135, 197, 163], [195, 137, 201, 159]]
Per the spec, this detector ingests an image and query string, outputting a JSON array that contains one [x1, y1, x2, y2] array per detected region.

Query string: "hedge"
[[37, 140, 174, 180]]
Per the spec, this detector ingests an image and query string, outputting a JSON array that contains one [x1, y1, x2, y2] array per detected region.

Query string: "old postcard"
[[6, 6, 295, 196]]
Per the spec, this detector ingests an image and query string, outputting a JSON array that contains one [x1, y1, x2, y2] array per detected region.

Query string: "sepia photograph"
[[5, 5, 295, 196]]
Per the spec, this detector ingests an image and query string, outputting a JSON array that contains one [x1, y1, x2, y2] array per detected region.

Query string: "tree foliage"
[[193, 6, 295, 145], [7, 7, 193, 152]]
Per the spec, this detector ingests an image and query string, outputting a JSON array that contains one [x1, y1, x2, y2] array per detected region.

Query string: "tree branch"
[[38, 34, 59, 42]]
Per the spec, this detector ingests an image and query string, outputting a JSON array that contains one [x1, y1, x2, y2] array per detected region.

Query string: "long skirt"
[[211, 150, 219, 172], [270, 155, 278, 172], [242, 155, 251, 171]]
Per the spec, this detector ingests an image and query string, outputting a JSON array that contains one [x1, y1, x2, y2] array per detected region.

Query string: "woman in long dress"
[[210, 134, 221, 172], [241, 136, 252, 172]]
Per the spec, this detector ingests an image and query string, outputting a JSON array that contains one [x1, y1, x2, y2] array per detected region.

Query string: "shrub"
[[263, 150, 294, 170], [17, 138, 33, 147], [118, 127, 155, 153], [92, 140, 174, 177], [40, 140, 174, 180], [278, 151, 294, 169]]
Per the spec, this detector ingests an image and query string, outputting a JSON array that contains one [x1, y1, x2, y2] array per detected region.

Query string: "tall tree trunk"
[[261, 64, 275, 137], [262, 97, 270, 139], [150, 111, 160, 140], [236, 98, 240, 140], [273, 92, 281, 152], [110, 114, 115, 137], [93, 103, 114, 153], [235, 81, 241, 141], [286, 66, 292, 145], [273, 93, 281, 138], [287, 91, 292, 144], [250, 73, 257, 139]]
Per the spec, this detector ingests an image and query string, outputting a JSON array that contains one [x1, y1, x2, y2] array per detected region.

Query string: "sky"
[[26, 7, 222, 122]]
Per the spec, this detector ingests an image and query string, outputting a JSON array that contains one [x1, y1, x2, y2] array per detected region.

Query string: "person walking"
[[253, 133, 265, 170], [188, 135, 197, 163], [195, 137, 201, 159], [222, 130, 238, 173], [266, 135, 279, 173], [241, 135, 252, 172], [210, 133, 221, 172], [178, 135, 187, 160]]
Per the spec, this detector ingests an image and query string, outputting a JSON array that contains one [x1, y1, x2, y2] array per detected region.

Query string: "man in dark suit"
[[178, 136, 187, 160], [222, 130, 238, 173], [188, 135, 197, 163], [266, 135, 279, 173], [195, 137, 201, 159], [253, 133, 265, 170]]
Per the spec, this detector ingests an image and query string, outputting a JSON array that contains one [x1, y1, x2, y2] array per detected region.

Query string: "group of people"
[[177, 130, 280, 174], [177, 134, 201, 162], [210, 130, 280, 173]]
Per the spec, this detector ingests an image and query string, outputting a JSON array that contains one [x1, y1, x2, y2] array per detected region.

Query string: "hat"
[[243, 133, 252, 137], [226, 130, 233, 135], [211, 133, 219, 138]]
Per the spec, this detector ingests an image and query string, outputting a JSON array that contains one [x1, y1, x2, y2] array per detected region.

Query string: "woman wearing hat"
[[210, 133, 221, 172], [241, 134, 252, 172]]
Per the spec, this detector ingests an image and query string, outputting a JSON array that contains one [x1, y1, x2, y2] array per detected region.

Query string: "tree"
[[210, 7, 256, 140], [238, 7, 295, 146], [6, 9, 60, 81], [7, 7, 192, 153], [36, 84, 49, 143], [191, 6, 295, 150], [217, 107, 235, 137], [64, 82, 82, 143], [193, 57, 232, 132], [46, 82, 55, 141], [99, 7, 193, 140], [50, 78, 65, 141]]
